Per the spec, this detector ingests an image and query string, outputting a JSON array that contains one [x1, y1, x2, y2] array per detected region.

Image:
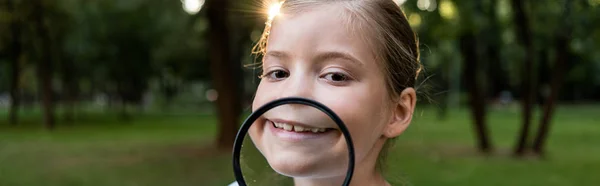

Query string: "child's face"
[[250, 6, 396, 178]]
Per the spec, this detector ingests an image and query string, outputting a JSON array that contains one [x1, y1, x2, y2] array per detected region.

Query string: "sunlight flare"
[[268, 1, 284, 20]]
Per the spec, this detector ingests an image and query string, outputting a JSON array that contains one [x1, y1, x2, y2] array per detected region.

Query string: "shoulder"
[[228, 181, 239, 186]]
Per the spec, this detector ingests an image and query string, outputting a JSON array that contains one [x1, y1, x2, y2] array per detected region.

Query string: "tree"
[[512, 0, 537, 156], [4, 0, 23, 125], [483, 0, 509, 98], [457, 0, 493, 153], [60, 57, 78, 123], [206, 0, 243, 150], [33, 0, 56, 129], [47, 1, 75, 123], [532, 0, 575, 156], [460, 32, 492, 153]]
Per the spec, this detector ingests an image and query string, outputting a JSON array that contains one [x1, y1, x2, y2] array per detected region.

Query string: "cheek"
[[321, 83, 390, 159], [252, 81, 267, 111], [326, 80, 389, 126], [248, 119, 266, 156], [249, 81, 272, 155], [252, 80, 278, 112], [331, 97, 387, 138]]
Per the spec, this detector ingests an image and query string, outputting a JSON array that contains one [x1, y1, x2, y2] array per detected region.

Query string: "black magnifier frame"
[[232, 97, 355, 186]]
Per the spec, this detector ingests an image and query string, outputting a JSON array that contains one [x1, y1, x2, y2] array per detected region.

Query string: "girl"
[[236, 0, 421, 185]]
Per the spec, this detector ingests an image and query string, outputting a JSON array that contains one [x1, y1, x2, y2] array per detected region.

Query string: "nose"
[[277, 70, 315, 100], [271, 70, 326, 120]]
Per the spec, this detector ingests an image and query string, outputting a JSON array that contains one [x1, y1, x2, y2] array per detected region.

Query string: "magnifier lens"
[[235, 98, 354, 186], [240, 127, 292, 185]]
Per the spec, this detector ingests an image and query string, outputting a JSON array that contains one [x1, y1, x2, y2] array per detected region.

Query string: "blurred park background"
[[0, 0, 599, 185]]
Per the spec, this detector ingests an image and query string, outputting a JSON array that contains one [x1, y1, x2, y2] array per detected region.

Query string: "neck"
[[293, 171, 388, 186], [293, 139, 390, 186]]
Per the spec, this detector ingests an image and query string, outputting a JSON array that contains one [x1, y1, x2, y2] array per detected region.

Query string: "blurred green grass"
[[0, 105, 599, 186]]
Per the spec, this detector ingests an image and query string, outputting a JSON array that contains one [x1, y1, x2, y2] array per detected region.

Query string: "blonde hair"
[[252, 0, 421, 173]]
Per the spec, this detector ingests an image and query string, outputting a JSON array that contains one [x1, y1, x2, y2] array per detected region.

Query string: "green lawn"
[[0, 105, 599, 186]]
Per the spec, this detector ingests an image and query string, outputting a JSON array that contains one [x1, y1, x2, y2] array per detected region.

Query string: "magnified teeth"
[[282, 123, 293, 131], [272, 121, 329, 133], [294, 126, 305, 132]]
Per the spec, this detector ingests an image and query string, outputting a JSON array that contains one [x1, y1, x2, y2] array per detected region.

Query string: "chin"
[[265, 152, 346, 178], [268, 155, 318, 177]]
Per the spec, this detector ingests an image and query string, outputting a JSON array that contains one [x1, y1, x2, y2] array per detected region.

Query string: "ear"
[[383, 88, 417, 138]]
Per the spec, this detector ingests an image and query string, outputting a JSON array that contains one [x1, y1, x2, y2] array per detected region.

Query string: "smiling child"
[[236, 0, 420, 185]]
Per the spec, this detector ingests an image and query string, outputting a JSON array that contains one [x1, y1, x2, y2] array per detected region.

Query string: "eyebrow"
[[313, 51, 364, 67], [265, 51, 290, 60], [265, 50, 364, 66]]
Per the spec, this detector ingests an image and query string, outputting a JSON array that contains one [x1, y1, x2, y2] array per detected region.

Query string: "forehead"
[[266, 5, 374, 62]]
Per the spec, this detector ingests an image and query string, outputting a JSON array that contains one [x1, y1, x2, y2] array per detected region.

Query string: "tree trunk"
[[531, 37, 566, 156], [34, 0, 56, 130], [61, 60, 78, 124], [8, 55, 21, 126], [485, 0, 509, 98], [511, 0, 536, 156], [532, 0, 573, 156], [117, 83, 131, 121], [7, 0, 21, 126], [460, 34, 492, 153], [206, 0, 242, 151]]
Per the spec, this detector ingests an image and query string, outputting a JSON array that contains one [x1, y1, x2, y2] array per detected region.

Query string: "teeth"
[[273, 122, 281, 128], [272, 121, 328, 133], [294, 126, 305, 132], [282, 123, 293, 131]]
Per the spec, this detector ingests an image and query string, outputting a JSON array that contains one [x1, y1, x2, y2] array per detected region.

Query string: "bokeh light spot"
[[181, 0, 204, 15], [408, 13, 422, 28], [439, 0, 457, 20]]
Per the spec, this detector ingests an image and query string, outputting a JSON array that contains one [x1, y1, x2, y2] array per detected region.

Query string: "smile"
[[272, 121, 331, 133], [266, 119, 337, 142]]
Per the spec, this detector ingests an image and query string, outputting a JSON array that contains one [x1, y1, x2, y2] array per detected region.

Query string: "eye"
[[322, 72, 351, 83], [262, 69, 289, 81]]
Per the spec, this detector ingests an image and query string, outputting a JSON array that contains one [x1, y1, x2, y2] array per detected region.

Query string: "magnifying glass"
[[232, 97, 355, 186]]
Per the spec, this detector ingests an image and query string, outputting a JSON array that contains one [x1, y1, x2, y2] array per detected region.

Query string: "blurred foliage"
[[400, 0, 600, 102], [0, 0, 599, 107], [0, 0, 215, 106]]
